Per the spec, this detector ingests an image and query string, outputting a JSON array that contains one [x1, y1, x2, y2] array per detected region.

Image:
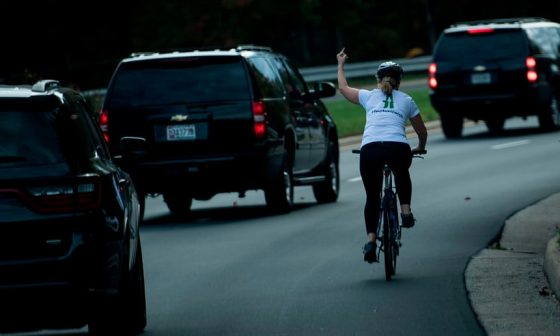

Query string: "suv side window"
[[75, 98, 111, 160], [550, 28, 560, 56], [526, 27, 556, 57], [269, 57, 294, 95], [245, 57, 284, 98], [281, 59, 308, 96]]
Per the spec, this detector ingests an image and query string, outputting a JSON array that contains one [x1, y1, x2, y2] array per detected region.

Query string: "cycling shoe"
[[363, 241, 377, 263], [401, 213, 416, 228]]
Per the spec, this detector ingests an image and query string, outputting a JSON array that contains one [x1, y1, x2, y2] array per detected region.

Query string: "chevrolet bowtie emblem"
[[170, 114, 188, 122]]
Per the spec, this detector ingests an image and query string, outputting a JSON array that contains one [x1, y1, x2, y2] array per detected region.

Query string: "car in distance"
[[429, 17, 560, 138], [0, 80, 146, 334], [100, 45, 340, 216]]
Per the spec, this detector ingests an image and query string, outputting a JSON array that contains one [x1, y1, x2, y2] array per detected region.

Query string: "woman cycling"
[[336, 48, 428, 263]]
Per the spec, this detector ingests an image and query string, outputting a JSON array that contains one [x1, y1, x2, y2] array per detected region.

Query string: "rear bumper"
[[430, 85, 551, 120], [0, 214, 127, 331], [130, 149, 284, 196]]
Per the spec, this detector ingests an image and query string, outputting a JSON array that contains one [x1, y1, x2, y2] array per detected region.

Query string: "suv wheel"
[[265, 152, 294, 213], [163, 192, 193, 217], [538, 95, 560, 131], [136, 189, 146, 221], [89, 239, 147, 335], [440, 111, 463, 138], [485, 117, 505, 134], [313, 139, 339, 203]]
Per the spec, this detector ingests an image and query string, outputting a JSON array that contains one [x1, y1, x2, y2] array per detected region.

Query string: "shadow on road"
[[142, 203, 316, 227], [463, 124, 558, 140]]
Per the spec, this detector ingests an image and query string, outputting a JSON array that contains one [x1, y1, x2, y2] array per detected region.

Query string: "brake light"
[[99, 110, 110, 143], [252, 101, 266, 139], [467, 28, 494, 34], [526, 56, 538, 83], [428, 63, 438, 89], [24, 176, 102, 213]]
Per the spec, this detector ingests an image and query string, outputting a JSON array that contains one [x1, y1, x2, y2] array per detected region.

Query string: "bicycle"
[[352, 148, 426, 281]]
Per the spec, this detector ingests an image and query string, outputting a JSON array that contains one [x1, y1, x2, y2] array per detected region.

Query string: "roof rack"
[[235, 45, 273, 52], [31, 79, 60, 92], [130, 46, 230, 57], [129, 45, 273, 58], [452, 17, 549, 27], [130, 51, 158, 57]]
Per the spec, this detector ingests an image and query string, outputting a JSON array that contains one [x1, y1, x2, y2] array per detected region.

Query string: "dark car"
[[429, 17, 560, 138], [100, 45, 339, 216], [0, 80, 146, 334]]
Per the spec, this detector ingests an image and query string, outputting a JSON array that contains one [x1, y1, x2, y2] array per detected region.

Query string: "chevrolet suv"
[[429, 17, 560, 138], [100, 45, 339, 216], [0, 80, 146, 334]]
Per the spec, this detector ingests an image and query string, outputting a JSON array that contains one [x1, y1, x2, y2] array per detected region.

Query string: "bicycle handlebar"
[[351, 149, 427, 155]]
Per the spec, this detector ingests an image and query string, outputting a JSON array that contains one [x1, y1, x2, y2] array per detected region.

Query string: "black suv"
[[0, 80, 146, 334], [100, 45, 339, 215], [429, 17, 560, 138]]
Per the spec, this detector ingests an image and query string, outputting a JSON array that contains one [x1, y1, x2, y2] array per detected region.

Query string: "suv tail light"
[[428, 63, 438, 89], [252, 101, 267, 139], [99, 110, 110, 143], [28, 176, 101, 213], [526, 57, 538, 83], [467, 28, 494, 34], [0, 175, 103, 214]]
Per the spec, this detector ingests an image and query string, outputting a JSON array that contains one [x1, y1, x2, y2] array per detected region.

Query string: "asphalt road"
[[134, 117, 560, 335], [10, 117, 560, 335]]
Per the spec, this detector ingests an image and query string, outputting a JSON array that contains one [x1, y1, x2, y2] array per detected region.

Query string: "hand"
[[337, 48, 348, 66], [411, 146, 427, 155]]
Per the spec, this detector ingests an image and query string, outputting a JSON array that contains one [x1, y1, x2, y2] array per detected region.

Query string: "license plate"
[[166, 124, 196, 141], [471, 73, 491, 85]]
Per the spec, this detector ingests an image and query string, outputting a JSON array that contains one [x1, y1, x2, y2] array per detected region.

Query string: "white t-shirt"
[[358, 89, 420, 147]]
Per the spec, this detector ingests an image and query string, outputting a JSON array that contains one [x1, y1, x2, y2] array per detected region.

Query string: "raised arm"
[[337, 49, 360, 104]]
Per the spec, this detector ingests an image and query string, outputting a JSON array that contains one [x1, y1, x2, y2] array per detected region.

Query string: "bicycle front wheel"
[[382, 210, 394, 281]]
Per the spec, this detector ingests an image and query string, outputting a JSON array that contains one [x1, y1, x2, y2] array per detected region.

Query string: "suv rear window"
[[106, 56, 251, 107], [0, 99, 97, 175], [0, 108, 65, 167], [435, 29, 529, 61]]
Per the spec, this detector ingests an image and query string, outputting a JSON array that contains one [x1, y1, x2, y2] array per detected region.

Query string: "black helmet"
[[376, 61, 404, 83]]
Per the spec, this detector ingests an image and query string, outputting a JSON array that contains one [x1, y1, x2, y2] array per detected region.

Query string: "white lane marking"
[[491, 140, 530, 150], [348, 177, 362, 182]]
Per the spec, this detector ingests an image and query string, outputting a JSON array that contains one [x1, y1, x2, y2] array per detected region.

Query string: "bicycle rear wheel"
[[382, 210, 394, 281]]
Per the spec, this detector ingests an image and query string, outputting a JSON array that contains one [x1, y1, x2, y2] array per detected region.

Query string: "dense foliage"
[[1, 0, 558, 89]]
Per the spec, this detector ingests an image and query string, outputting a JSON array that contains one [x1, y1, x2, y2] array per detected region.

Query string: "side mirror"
[[312, 81, 337, 98], [120, 136, 146, 158]]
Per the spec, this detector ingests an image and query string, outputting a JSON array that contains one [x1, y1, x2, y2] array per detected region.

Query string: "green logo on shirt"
[[383, 95, 394, 109]]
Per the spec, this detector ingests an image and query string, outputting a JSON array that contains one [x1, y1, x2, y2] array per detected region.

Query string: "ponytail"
[[378, 76, 397, 95]]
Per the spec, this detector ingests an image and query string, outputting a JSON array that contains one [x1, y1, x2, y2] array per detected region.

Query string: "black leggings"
[[359, 141, 412, 235]]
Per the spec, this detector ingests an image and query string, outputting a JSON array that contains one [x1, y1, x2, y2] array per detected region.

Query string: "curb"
[[544, 234, 560, 298], [466, 192, 560, 335]]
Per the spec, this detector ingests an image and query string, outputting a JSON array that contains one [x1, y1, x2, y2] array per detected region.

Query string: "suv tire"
[[313, 139, 339, 203], [538, 96, 560, 131], [163, 192, 193, 217], [440, 111, 463, 138], [89, 239, 146, 335], [265, 151, 294, 213]]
